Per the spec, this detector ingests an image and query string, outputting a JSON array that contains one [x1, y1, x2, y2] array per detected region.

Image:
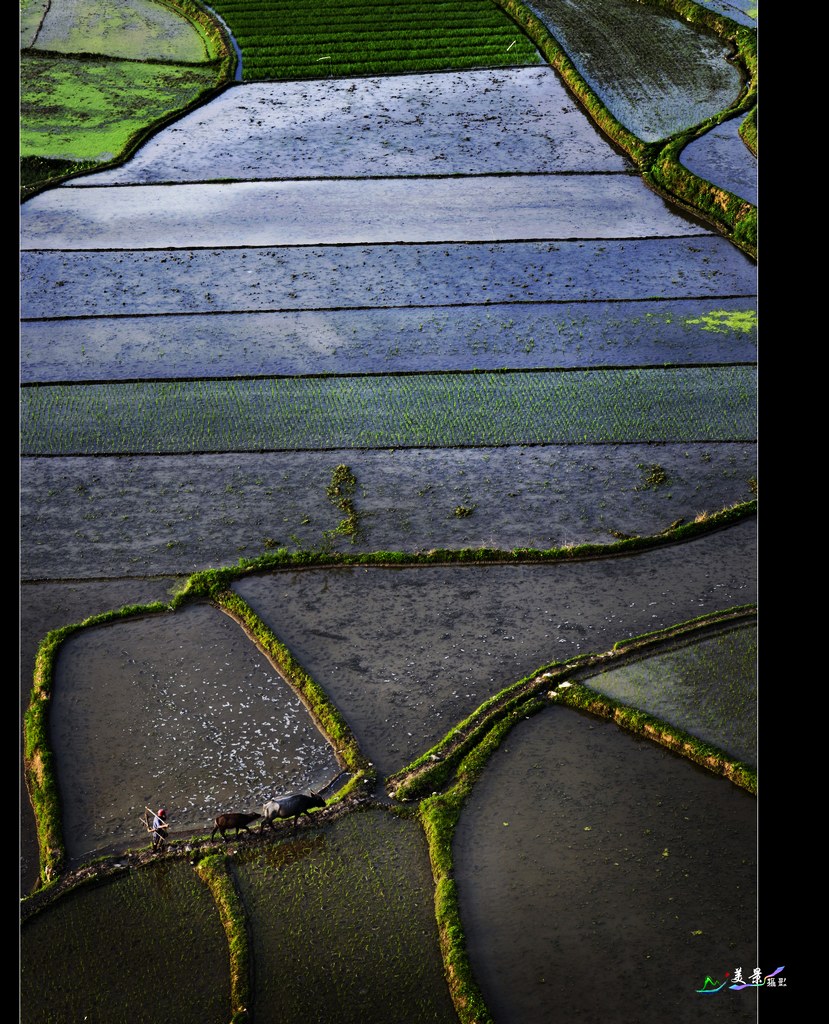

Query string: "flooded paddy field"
[[21, 297, 756, 382], [453, 705, 757, 1024], [20, 577, 182, 891], [526, 0, 744, 140], [680, 115, 757, 206], [21, 5, 758, 1018], [20, 367, 756, 455], [20, 235, 753, 318], [20, 444, 756, 580], [586, 621, 757, 765], [233, 518, 755, 776], [24, 174, 707, 249], [232, 809, 457, 1024], [48, 601, 340, 862], [21, 858, 232, 1024], [694, 0, 757, 28], [66, 68, 633, 183]]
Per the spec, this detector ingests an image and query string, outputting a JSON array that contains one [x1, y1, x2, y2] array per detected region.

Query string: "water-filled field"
[[20, 2, 758, 1020]]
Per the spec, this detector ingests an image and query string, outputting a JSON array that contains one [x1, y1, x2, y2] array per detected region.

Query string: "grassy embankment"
[[21, 0, 756, 254], [20, 0, 235, 199], [410, 604, 756, 1024], [24, 497, 755, 887], [494, 0, 757, 257]]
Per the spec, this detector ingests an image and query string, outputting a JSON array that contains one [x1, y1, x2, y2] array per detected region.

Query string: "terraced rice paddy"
[[20, 860, 232, 1024], [453, 706, 758, 1024], [586, 621, 757, 764], [20, 1, 760, 1021], [525, 0, 744, 140], [231, 809, 457, 1023], [21, 367, 756, 454], [206, 0, 544, 79]]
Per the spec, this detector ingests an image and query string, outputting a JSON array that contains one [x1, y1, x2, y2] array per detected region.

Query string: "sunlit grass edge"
[[23, 502, 754, 887], [494, 0, 757, 257], [20, 0, 235, 201], [194, 853, 251, 1024]]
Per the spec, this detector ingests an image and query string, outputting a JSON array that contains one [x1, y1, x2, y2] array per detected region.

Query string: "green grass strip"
[[210, 589, 373, 793], [418, 696, 547, 1024], [194, 853, 251, 1024], [389, 603, 756, 800], [548, 680, 756, 792], [20, 368, 757, 454], [415, 606, 756, 1014], [20, 0, 235, 199], [25, 602, 171, 886]]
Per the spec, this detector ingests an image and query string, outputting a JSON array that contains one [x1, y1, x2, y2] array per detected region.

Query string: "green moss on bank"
[[493, 0, 757, 257], [20, 0, 234, 200], [195, 854, 251, 1024]]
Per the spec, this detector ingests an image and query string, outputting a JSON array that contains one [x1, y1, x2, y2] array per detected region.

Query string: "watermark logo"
[[696, 967, 785, 993]]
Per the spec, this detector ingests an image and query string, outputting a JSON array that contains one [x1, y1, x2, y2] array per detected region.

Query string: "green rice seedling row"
[[21, 860, 231, 1024], [20, 367, 756, 455], [586, 622, 757, 765], [230, 809, 457, 1023], [207, 0, 542, 80]]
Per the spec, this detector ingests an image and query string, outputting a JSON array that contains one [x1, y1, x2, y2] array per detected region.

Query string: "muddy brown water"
[[453, 705, 757, 1024]]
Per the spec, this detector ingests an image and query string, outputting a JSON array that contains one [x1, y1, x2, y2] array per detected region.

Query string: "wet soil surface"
[[526, 0, 743, 141], [66, 68, 633, 183], [20, 577, 182, 894], [454, 705, 757, 1023], [20, 236, 754, 319], [48, 602, 340, 862], [20, 297, 756, 382], [233, 518, 755, 776], [680, 116, 757, 206], [21, 37, 758, 1020], [20, 444, 756, 580], [586, 622, 757, 765], [23, 173, 711, 249]]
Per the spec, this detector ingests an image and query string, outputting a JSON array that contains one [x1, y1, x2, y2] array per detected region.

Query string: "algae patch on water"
[[684, 310, 757, 335]]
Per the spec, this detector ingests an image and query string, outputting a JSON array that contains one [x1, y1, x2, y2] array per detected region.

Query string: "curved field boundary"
[[411, 602, 756, 1024], [414, 609, 755, 1024], [492, 0, 757, 256], [388, 604, 757, 802], [23, 501, 753, 885], [20, 0, 237, 201]]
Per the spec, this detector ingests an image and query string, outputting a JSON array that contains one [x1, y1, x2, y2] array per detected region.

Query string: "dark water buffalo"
[[261, 792, 326, 830], [211, 811, 262, 841]]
